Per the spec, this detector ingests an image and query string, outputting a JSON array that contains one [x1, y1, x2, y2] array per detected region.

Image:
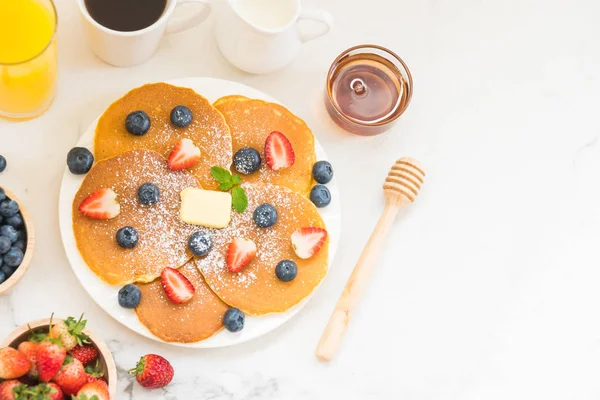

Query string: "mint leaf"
[[219, 181, 234, 191], [211, 166, 232, 184], [231, 186, 248, 213], [232, 174, 242, 185]]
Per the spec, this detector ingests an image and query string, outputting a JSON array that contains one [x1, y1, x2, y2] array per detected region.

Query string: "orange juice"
[[0, 0, 58, 119]]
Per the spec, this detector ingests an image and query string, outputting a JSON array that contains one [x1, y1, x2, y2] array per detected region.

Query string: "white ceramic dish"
[[58, 77, 341, 348]]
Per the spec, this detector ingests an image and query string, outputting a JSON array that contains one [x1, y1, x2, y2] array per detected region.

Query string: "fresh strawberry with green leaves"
[[70, 345, 98, 367], [52, 356, 87, 396], [84, 361, 105, 384], [210, 166, 248, 213], [74, 380, 109, 400], [50, 315, 90, 351], [0, 379, 28, 400], [36, 318, 67, 383], [226, 238, 257, 273], [129, 354, 174, 389], [17, 342, 38, 379], [264, 131, 295, 170], [291, 227, 328, 259], [168, 138, 201, 170], [78, 188, 120, 220], [29, 382, 64, 400], [0, 347, 31, 380], [161, 267, 195, 304]]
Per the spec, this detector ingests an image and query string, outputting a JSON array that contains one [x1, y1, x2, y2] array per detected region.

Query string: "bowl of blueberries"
[[0, 187, 34, 295]]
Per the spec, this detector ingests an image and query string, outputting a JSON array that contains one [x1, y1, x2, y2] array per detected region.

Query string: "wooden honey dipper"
[[315, 157, 425, 361]]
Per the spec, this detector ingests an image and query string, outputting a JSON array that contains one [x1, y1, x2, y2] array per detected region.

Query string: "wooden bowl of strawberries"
[[0, 315, 117, 399]]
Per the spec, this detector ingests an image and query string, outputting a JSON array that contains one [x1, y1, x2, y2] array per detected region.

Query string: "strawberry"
[[0, 379, 27, 400], [50, 315, 90, 351], [52, 357, 87, 396], [17, 342, 38, 379], [83, 360, 105, 384], [161, 267, 195, 304], [129, 354, 174, 389], [0, 347, 31, 380], [70, 345, 98, 367], [78, 188, 120, 220], [291, 227, 328, 259], [74, 380, 109, 400], [264, 131, 295, 170], [226, 238, 257, 273], [36, 340, 66, 382], [30, 383, 64, 400], [168, 138, 201, 170]]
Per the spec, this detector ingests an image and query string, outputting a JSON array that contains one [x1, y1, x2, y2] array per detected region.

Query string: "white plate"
[[58, 77, 341, 348]]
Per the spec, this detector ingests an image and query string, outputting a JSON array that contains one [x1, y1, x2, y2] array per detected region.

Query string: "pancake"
[[72, 150, 200, 285], [195, 183, 329, 315], [213, 96, 316, 196], [135, 261, 229, 343], [94, 83, 232, 190]]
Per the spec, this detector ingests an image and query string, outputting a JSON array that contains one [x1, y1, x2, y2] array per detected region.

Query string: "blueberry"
[[125, 111, 151, 135], [13, 240, 25, 251], [0, 188, 5, 201], [1, 265, 14, 279], [118, 284, 142, 308], [253, 204, 278, 228], [116, 226, 139, 249], [170, 106, 193, 128], [5, 214, 23, 229], [233, 147, 261, 175], [0, 200, 19, 217], [67, 147, 94, 175], [312, 161, 334, 184], [0, 237, 10, 255], [0, 225, 18, 243], [3, 247, 23, 267], [137, 183, 160, 206], [0, 271, 5, 285], [0, 156, 5, 173], [188, 231, 213, 257], [223, 308, 245, 332], [310, 185, 331, 208], [275, 260, 298, 282]]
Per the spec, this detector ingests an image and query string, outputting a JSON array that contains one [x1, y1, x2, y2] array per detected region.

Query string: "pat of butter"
[[180, 188, 232, 228]]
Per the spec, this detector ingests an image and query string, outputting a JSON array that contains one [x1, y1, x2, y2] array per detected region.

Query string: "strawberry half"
[[291, 227, 328, 259], [161, 267, 195, 304], [264, 131, 295, 170], [78, 188, 120, 220], [226, 238, 257, 273], [168, 138, 201, 170]]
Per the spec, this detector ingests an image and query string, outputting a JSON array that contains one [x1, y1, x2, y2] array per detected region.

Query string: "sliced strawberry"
[[168, 138, 201, 170], [161, 267, 195, 304], [291, 227, 328, 259], [78, 188, 120, 220], [226, 238, 257, 273], [264, 131, 295, 170]]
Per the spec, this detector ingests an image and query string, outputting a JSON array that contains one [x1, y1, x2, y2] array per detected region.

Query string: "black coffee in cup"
[[84, 0, 167, 32]]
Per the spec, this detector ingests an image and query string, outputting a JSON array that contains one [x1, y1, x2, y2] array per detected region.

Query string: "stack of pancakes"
[[72, 83, 328, 343]]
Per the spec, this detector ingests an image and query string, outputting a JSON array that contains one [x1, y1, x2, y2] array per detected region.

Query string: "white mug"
[[76, 0, 211, 67], [214, 0, 334, 74]]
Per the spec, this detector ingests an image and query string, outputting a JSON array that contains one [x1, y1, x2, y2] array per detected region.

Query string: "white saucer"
[[58, 77, 341, 348]]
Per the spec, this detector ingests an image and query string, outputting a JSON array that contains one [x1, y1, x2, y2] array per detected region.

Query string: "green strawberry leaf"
[[210, 166, 232, 185], [231, 186, 248, 213]]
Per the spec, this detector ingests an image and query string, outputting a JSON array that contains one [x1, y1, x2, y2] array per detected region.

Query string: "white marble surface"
[[2, 0, 600, 398]]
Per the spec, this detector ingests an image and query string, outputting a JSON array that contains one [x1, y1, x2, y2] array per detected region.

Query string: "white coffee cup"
[[214, 0, 334, 74], [76, 0, 211, 67]]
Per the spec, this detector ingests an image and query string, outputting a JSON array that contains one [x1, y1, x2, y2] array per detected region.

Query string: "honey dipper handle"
[[316, 197, 408, 362]]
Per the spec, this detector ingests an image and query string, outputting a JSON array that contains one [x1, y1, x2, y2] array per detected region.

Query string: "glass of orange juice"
[[0, 0, 58, 120]]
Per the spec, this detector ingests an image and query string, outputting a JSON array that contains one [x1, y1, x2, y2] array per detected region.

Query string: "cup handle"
[[298, 8, 334, 43], [166, 0, 212, 35]]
